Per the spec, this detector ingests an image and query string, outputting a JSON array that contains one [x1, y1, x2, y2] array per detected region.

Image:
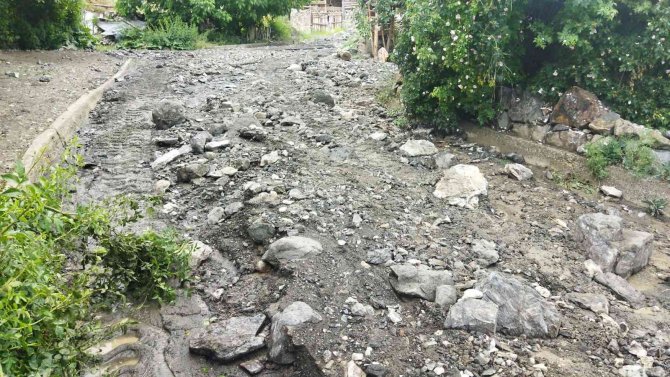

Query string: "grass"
[[584, 136, 664, 180], [299, 27, 345, 42], [549, 171, 597, 194], [119, 17, 202, 50]]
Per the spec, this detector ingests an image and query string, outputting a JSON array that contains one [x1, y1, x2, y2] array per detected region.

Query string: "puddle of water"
[[86, 334, 140, 356], [106, 357, 140, 372]]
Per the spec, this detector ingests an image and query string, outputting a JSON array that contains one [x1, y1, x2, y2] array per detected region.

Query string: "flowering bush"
[[394, 0, 670, 130]]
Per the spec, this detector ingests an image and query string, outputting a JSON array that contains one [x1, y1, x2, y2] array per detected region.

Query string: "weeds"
[[643, 197, 667, 218], [585, 136, 662, 180], [0, 156, 191, 375], [120, 17, 201, 50], [550, 171, 596, 194]]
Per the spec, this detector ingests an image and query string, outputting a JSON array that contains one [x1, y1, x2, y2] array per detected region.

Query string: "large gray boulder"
[[433, 164, 488, 209], [261, 236, 323, 267], [268, 302, 322, 364], [152, 100, 186, 129], [475, 272, 561, 338], [508, 91, 544, 125], [444, 298, 498, 334], [189, 314, 266, 362], [575, 213, 653, 278], [389, 264, 453, 301]]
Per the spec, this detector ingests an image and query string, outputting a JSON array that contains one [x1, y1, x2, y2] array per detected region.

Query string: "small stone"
[[247, 221, 276, 244], [190, 131, 212, 154], [261, 236, 323, 267], [207, 207, 225, 225], [504, 163, 534, 181], [239, 359, 264, 375], [260, 151, 281, 167], [224, 201, 244, 216], [176, 163, 209, 183], [220, 166, 238, 176], [600, 186, 623, 198], [154, 179, 171, 195], [369, 131, 388, 141], [387, 308, 402, 324], [152, 100, 186, 129], [434, 285, 458, 308]]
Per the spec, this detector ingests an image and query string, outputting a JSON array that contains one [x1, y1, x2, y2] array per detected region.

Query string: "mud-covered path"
[[78, 37, 669, 377]]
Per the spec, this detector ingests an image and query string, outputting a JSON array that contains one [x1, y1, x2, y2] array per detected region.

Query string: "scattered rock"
[[434, 152, 456, 170], [154, 179, 171, 195], [444, 298, 498, 334], [595, 272, 645, 308], [388, 264, 454, 301], [189, 314, 266, 362], [260, 151, 281, 167], [312, 90, 335, 107], [366, 249, 392, 265], [434, 285, 458, 308], [152, 100, 186, 129], [176, 163, 209, 183], [247, 221, 276, 244], [337, 50, 352, 61], [268, 302, 322, 364], [346, 360, 366, 377], [433, 164, 488, 209], [207, 207, 225, 225], [399, 140, 438, 157], [239, 359, 264, 375], [600, 185, 623, 198], [190, 131, 213, 154], [471, 239, 499, 267], [565, 293, 610, 314], [151, 145, 192, 169], [545, 129, 588, 152], [224, 201, 244, 216], [261, 236, 323, 267], [366, 363, 390, 377], [239, 127, 267, 141], [369, 131, 388, 141], [204, 139, 230, 151], [477, 272, 561, 338], [504, 163, 533, 181]]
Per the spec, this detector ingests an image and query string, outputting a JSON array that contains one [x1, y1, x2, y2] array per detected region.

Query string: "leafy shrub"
[[0, 0, 92, 49], [585, 136, 664, 179], [643, 197, 667, 218], [585, 137, 624, 179], [117, 0, 312, 40], [622, 139, 657, 176], [0, 158, 191, 375], [120, 17, 201, 50], [269, 17, 293, 42], [394, 0, 670, 130]]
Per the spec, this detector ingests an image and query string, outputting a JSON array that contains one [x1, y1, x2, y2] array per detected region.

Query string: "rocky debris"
[[551, 86, 607, 128], [224, 201, 244, 216], [261, 236, 323, 267], [504, 163, 533, 181], [399, 140, 438, 157], [247, 221, 276, 244], [600, 185, 623, 198], [189, 314, 266, 362], [190, 131, 213, 154], [239, 126, 267, 142], [565, 293, 610, 314], [471, 239, 499, 267], [268, 302, 322, 364], [589, 111, 620, 134], [467, 272, 561, 338], [434, 151, 456, 169], [545, 129, 588, 152], [204, 139, 230, 151], [434, 285, 458, 308], [260, 151, 281, 167], [614, 120, 670, 150], [444, 298, 498, 334], [345, 297, 375, 317], [207, 207, 225, 225], [337, 50, 352, 61], [369, 131, 388, 141], [575, 213, 654, 277], [388, 264, 453, 301], [433, 164, 488, 208], [366, 248, 392, 265], [154, 179, 170, 195], [151, 145, 192, 169], [152, 100, 186, 129], [5, 71, 19, 78], [154, 136, 180, 147], [312, 89, 335, 107], [366, 363, 391, 377], [511, 123, 551, 143], [239, 359, 264, 375], [346, 360, 366, 377], [176, 163, 209, 183], [595, 272, 645, 308]]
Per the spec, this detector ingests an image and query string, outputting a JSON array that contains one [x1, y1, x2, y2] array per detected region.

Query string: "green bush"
[[585, 136, 663, 179], [0, 0, 91, 49], [394, 0, 670, 130], [0, 158, 191, 375], [585, 137, 623, 179], [269, 17, 293, 42], [117, 0, 312, 40], [120, 17, 201, 50]]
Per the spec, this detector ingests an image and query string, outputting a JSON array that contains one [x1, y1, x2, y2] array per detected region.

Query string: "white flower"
[[411, 36, 415, 42], [455, 14, 461, 20], [538, 88, 544, 95], [553, 70, 558, 76]]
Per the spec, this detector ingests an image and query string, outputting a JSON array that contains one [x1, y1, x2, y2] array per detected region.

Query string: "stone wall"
[[496, 86, 670, 162]]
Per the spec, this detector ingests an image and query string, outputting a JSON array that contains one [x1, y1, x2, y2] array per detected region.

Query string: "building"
[[290, 0, 357, 33]]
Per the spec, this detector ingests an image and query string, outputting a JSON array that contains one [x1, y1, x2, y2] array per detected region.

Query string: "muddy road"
[[76, 38, 669, 377]]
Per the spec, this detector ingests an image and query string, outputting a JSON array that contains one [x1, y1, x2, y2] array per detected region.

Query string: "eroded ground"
[[73, 37, 669, 377]]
